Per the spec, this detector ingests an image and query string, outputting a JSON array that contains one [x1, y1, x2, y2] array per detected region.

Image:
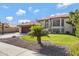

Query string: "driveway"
[[0, 33, 24, 39], [0, 33, 44, 56], [0, 42, 43, 56]]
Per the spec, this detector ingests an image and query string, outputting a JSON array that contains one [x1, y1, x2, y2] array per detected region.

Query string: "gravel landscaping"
[[0, 37, 69, 56]]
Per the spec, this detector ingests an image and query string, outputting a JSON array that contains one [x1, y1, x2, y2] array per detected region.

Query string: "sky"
[[0, 3, 79, 25]]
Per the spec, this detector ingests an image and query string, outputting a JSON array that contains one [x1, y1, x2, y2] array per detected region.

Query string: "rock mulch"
[[0, 37, 69, 56]]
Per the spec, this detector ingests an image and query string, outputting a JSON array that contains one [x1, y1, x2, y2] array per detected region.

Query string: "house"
[[0, 22, 18, 34], [18, 22, 40, 33], [37, 14, 73, 34]]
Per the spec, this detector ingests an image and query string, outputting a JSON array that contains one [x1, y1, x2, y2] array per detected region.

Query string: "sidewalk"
[[0, 42, 44, 56], [0, 33, 23, 39]]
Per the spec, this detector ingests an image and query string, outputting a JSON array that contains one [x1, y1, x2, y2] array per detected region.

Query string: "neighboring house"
[[38, 14, 73, 34], [18, 22, 40, 33], [0, 23, 18, 33]]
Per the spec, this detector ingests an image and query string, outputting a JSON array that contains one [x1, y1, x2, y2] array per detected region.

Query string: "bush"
[[41, 29, 49, 36], [75, 23, 79, 38], [66, 31, 70, 34], [69, 43, 79, 56]]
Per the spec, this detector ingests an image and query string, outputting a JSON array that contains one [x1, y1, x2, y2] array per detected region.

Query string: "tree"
[[75, 23, 79, 37], [67, 9, 79, 35], [28, 25, 49, 46]]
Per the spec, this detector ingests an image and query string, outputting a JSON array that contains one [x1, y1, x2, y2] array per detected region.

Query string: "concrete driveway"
[[0, 42, 43, 56], [0, 33, 24, 39], [0, 33, 44, 56]]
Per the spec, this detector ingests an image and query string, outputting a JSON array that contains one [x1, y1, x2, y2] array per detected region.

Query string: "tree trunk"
[[37, 36, 41, 44], [37, 36, 43, 46]]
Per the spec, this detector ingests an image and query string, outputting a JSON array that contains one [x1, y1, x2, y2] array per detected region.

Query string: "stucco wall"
[[64, 18, 73, 33], [0, 27, 19, 33], [38, 18, 73, 34]]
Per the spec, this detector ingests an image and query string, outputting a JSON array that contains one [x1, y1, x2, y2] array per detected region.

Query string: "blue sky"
[[0, 3, 79, 25]]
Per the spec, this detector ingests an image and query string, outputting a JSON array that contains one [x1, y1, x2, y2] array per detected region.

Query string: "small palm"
[[28, 25, 49, 46]]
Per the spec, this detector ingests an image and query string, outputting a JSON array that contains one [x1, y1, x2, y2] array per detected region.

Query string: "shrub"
[[66, 31, 70, 34], [69, 43, 79, 56], [75, 23, 79, 38]]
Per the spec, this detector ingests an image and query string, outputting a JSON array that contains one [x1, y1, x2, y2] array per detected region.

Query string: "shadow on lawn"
[[38, 45, 69, 56]]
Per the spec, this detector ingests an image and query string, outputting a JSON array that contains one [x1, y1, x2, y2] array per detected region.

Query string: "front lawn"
[[20, 34, 79, 46], [20, 34, 79, 56]]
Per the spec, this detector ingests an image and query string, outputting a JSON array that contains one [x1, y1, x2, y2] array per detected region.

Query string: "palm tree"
[[28, 25, 49, 46]]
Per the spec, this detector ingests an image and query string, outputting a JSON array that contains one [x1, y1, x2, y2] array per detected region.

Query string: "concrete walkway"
[[0, 33, 24, 39], [0, 42, 43, 56]]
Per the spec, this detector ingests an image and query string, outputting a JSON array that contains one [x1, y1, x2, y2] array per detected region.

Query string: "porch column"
[[60, 18, 62, 33], [44, 20, 46, 28], [18, 26, 22, 33], [51, 19, 53, 33], [48, 19, 51, 30]]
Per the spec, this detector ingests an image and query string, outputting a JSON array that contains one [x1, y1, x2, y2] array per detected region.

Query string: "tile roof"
[[38, 13, 69, 21], [18, 22, 41, 26], [48, 13, 69, 18]]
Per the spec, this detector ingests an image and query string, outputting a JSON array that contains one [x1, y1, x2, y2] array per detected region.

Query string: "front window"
[[53, 28, 60, 33], [61, 19, 64, 26], [61, 28, 64, 33], [50, 19, 52, 27], [53, 19, 60, 26], [45, 20, 48, 28]]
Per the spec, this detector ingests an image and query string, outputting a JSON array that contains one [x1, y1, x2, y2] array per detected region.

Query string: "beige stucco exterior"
[[0, 27, 18, 33], [38, 14, 73, 34], [64, 18, 73, 33], [0, 23, 19, 33]]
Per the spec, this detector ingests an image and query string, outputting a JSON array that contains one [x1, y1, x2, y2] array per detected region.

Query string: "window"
[[53, 19, 60, 26], [50, 19, 52, 27], [45, 20, 48, 28], [61, 28, 64, 33], [61, 19, 64, 26], [53, 28, 60, 33]]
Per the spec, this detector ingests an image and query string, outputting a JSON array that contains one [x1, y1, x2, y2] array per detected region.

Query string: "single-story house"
[[37, 14, 73, 34]]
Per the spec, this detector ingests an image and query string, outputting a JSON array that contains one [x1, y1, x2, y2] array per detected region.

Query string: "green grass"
[[69, 43, 79, 56], [20, 34, 79, 56], [20, 34, 79, 46]]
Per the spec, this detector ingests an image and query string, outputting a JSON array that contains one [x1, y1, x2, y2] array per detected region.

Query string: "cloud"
[[57, 3, 73, 8], [34, 9, 40, 13], [28, 7, 40, 14], [50, 13, 68, 16], [55, 13, 68, 15], [18, 19, 31, 23], [28, 7, 32, 11], [2, 5, 8, 9], [50, 14, 54, 16], [6, 16, 13, 21], [16, 9, 26, 16]]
